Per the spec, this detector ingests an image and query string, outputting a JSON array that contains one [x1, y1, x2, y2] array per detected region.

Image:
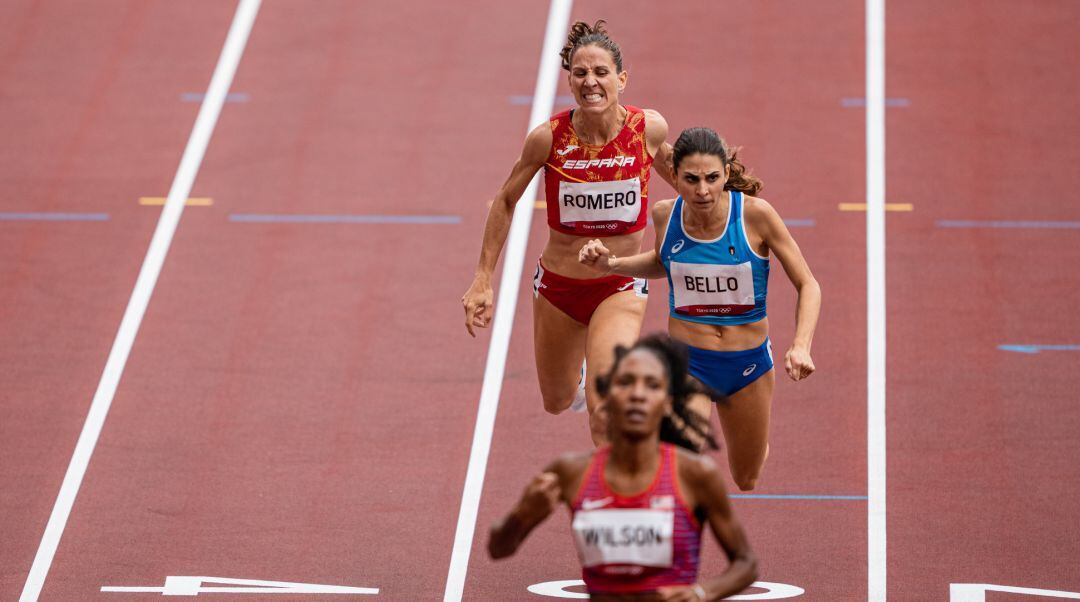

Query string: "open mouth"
[[582, 92, 604, 104]]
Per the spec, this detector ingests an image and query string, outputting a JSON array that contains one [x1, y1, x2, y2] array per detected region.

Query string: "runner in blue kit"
[[579, 127, 821, 491]]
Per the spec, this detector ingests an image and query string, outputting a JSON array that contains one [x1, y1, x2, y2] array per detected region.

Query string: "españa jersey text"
[[543, 106, 653, 236]]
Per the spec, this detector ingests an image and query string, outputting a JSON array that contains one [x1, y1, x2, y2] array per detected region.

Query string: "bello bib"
[[670, 260, 755, 316]]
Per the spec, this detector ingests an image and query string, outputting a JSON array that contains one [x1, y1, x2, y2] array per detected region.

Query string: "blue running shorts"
[[687, 337, 774, 397]]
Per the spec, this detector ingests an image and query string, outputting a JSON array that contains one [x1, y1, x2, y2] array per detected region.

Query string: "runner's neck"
[[607, 436, 661, 487], [572, 104, 628, 146], [683, 190, 731, 237]]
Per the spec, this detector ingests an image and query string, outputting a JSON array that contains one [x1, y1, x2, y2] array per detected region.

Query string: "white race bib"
[[558, 178, 641, 227], [670, 261, 755, 316], [572, 508, 674, 568]]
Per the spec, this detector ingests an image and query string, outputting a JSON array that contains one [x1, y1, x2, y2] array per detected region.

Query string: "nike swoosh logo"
[[581, 497, 614, 510], [617, 281, 634, 292]]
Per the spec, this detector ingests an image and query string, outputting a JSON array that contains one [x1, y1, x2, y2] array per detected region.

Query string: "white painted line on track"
[[865, 0, 888, 600], [18, 1, 262, 600], [441, 1, 572, 600]]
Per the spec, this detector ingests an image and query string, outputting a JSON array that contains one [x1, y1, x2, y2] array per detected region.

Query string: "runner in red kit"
[[488, 335, 757, 601], [463, 20, 674, 445]]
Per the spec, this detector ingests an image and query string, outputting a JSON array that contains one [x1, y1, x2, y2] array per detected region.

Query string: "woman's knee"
[[729, 454, 766, 492], [542, 392, 571, 415], [733, 473, 759, 492]]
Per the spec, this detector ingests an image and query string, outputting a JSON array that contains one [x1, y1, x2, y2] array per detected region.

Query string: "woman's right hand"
[[578, 239, 614, 274], [514, 472, 562, 523], [462, 276, 494, 337]]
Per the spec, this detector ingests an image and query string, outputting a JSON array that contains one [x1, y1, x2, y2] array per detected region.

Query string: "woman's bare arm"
[[462, 123, 551, 336]]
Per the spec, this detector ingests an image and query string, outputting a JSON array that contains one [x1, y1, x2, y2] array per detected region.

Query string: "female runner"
[[579, 127, 821, 490], [462, 20, 673, 444], [488, 334, 757, 601]]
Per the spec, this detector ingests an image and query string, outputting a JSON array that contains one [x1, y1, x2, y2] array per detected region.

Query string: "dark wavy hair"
[[672, 127, 763, 195], [596, 334, 720, 452], [559, 20, 624, 72]]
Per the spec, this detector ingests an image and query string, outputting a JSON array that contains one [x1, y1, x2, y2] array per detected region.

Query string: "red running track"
[[0, 1, 235, 599], [885, 0, 1080, 598]]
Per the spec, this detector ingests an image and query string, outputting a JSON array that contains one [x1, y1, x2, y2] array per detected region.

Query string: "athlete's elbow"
[[487, 534, 515, 560], [797, 276, 821, 297], [491, 193, 518, 213], [736, 552, 759, 590]]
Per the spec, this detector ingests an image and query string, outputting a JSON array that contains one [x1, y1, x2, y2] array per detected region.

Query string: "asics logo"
[[742, 364, 757, 377], [581, 497, 614, 510], [556, 145, 580, 156], [671, 239, 685, 253]]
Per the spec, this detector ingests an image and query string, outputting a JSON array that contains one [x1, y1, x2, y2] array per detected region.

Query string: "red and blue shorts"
[[532, 258, 648, 325]]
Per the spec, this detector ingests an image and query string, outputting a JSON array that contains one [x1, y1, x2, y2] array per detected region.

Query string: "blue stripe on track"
[[229, 214, 461, 224], [0, 212, 110, 221], [937, 220, 1080, 229], [999, 344, 1080, 354]]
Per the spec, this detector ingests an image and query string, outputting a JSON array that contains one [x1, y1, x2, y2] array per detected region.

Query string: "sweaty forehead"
[[571, 45, 617, 69], [679, 154, 726, 173], [618, 349, 666, 378]]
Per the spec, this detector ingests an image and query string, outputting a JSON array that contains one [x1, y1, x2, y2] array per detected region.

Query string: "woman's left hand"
[[784, 345, 815, 381]]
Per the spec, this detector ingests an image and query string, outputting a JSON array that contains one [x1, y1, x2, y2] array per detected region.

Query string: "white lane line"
[[865, 0, 887, 600], [441, 1, 572, 600], [18, 1, 262, 600]]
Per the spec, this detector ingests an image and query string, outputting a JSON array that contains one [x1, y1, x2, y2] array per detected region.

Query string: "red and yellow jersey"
[[543, 105, 654, 236]]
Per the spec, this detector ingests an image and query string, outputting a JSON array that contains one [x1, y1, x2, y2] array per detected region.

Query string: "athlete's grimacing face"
[[568, 45, 627, 114], [673, 153, 734, 217], [605, 350, 670, 440], [676, 153, 730, 215]]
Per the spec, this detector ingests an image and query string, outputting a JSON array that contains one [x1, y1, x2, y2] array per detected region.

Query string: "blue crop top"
[[658, 191, 769, 326]]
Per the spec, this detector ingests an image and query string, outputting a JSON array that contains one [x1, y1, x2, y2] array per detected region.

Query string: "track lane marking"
[[139, 197, 214, 206], [998, 344, 1080, 354], [865, 0, 888, 599], [442, 1, 572, 600], [18, 2, 263, 600], [839, 202, 911, 212], [937, 219, 1080, 229], [0, 212, 110, 221]]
